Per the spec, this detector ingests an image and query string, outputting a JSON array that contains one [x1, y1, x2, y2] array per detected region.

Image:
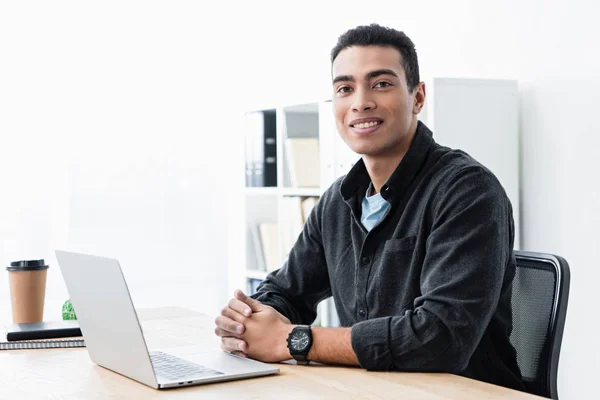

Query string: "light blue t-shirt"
[[361, 183, 391, 232]]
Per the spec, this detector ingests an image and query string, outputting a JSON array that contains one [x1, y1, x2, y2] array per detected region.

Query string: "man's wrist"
[[281, 324, 296, 360], [308, 326, 358, 366], [307, 326, 318, 361]]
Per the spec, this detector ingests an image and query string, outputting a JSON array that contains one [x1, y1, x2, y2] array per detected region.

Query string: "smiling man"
[[215, 23, 525, 391]]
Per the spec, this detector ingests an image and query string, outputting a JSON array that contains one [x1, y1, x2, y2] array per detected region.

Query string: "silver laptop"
[[55, 250, 279, 389]]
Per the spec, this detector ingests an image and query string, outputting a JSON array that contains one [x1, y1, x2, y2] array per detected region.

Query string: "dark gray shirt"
[[252, 122, 524, 391]]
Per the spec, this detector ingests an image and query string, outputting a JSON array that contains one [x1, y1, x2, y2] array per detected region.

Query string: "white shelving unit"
[[235, 77, 520, 328], [240, 100, 355, 327]]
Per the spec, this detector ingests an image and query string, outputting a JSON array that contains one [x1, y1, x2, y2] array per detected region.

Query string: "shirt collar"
[[340, 121, 434, 204]]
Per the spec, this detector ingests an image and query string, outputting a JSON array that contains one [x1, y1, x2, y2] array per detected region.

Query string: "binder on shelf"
[[252, 111, 264, 187], [263, 110, 277, 187], [285, 138, 320, 188], [244, 111, 262, 187], [244, 109, 277, 188], [248, 278, 263, 295], [244, 129, 253, 187]]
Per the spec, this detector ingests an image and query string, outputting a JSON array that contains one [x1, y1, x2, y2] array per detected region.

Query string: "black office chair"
[[510, 251, 571, 399]]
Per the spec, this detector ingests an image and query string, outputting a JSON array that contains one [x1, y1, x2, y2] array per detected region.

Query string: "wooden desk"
[[0, 307, 542, 399]]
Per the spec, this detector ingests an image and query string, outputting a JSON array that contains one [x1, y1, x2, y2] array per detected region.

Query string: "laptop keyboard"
[[150, 351, 224, 381]]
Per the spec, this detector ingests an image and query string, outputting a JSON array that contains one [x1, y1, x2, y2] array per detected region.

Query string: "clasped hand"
[[214, 289, 294, 363]]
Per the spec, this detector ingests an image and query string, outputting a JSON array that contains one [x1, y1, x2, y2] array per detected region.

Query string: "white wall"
[[0, 1, 243, 322], [1, 1, 598, 398]]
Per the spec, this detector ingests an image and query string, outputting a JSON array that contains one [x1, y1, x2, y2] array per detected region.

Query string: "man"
[[215, 23, 524, 391]]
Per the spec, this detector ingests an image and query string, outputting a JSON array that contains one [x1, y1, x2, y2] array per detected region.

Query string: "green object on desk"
[[62, 299, 77, 320]]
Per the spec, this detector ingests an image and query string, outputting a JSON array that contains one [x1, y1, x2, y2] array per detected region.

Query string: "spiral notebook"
[[0, 339, 85, 350]]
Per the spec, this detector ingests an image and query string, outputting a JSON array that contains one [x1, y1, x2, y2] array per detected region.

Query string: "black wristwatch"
[[286, 325, 312, 365]]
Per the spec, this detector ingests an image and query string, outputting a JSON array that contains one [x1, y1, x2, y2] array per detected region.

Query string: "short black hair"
[[331, 23, 420, 91]]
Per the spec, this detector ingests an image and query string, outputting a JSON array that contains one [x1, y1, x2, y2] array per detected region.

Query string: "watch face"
[[290, 330, 310, 351]]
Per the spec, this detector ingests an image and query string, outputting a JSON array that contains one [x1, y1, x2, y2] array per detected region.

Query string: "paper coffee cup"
[[6, 260, 49, 324]]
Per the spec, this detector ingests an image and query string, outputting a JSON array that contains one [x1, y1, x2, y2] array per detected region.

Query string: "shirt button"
[[361, 256, 371, 266], [359, 309, 366, 317]]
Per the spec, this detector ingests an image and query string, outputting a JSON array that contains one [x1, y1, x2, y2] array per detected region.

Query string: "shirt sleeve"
[[351, 166, 515, 372], [250, 196, 331, 325]]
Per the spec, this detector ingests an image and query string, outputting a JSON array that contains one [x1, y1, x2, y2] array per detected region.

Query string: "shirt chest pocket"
[[381, 235, 418, 276], [373, 235, 420, 315], [383, 235, 417, 253]]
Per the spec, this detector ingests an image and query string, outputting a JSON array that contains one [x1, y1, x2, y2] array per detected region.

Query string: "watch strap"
[[294, 353, 310, 365]]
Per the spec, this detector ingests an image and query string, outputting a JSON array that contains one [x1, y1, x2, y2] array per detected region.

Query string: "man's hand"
[[215, 289, 294, 362], [235, 290, 294, 363], [214, 289, 255, 357]]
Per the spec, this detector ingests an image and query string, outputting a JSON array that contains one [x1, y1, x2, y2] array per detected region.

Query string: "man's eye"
[[337, 86, 352, 94], [374, 82, 392, 88]]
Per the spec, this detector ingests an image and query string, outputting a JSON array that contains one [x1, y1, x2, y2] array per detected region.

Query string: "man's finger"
[[230, 351, 248, 358], [228, 297, 253, 317], [234, 289, 263, 312], [221, 306, 248, 326], [214, 327, 242, 339], [220, 344, 248, 359], [214, 315, 245, 335], [220, 337, 248, 353]]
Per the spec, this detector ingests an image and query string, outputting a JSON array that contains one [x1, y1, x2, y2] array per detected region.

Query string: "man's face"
[[332, 45, 421, 158]]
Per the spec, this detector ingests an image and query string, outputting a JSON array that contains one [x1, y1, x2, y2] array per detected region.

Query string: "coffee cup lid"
[[6, 260, 49, 271]]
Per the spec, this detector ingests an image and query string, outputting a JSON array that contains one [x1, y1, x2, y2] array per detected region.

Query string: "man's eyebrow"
[[332, 69, 399, 85], [365, 69, 399, 80], [332, 75, 354, 85]]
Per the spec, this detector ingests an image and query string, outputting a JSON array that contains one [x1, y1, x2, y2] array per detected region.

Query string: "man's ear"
[[412, 82, 426, 115]]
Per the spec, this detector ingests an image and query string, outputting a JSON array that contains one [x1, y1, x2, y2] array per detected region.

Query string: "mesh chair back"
[[510, 251, 570, 399]]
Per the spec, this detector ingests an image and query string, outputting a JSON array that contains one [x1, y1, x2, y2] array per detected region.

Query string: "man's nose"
[[351, 89, 376, 112]]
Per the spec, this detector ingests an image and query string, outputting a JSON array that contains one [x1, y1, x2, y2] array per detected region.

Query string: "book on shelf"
[[333, 132, 359, 181], [250, 224, 266, 272], [285, 137, 320, 188], [301, 197, 318, 224], [281, 197, 304, 260], [258, 222, 281, 272], [244, 110, 277, 188]]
